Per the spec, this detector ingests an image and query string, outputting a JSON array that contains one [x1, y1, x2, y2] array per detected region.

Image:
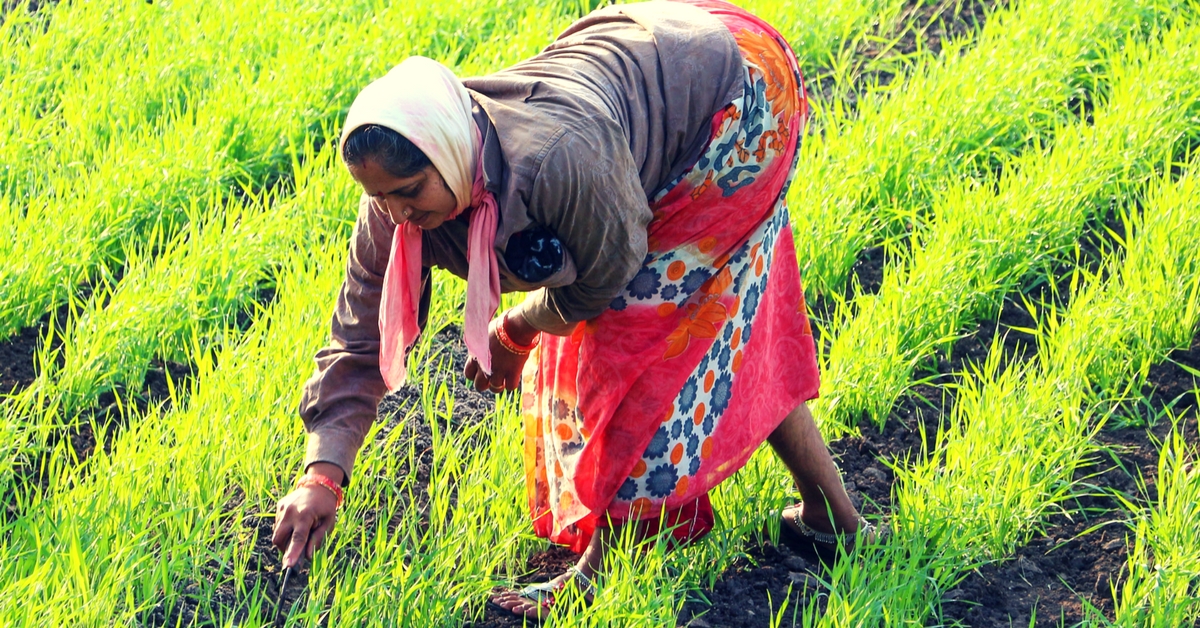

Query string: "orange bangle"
[[497, 311, 539, 355], [296, 473, 344, 510]]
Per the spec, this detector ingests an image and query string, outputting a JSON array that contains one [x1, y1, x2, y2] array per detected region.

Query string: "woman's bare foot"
[[489, 529, 608, 619], [489, 568, 596, 620]]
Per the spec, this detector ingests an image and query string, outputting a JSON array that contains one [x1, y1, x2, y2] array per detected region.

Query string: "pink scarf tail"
[[379, 222, 423, 390], [464, 172, 500, 375]]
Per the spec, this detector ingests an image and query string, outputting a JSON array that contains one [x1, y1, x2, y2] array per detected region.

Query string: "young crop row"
[[816, 11, 1200, 431], [786, 0, 1187, 304], [0, 0, 589, 342], [1115, 430, 1200, 626]]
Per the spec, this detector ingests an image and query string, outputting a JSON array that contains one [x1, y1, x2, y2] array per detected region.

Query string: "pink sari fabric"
[[521, 0, 818, 553]]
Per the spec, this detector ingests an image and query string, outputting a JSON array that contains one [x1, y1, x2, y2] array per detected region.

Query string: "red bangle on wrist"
[[497, 311, 540, 355], [296, 473, 345, 510]]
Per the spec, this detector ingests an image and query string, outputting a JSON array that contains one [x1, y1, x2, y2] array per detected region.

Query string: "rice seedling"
[[811, 145, 1200, 625], [816, 18, 1200, 432], [788, 0, 1187, 301]]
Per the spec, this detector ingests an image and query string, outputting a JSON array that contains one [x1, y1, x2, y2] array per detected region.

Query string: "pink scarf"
[[340, 57, 501, 390]]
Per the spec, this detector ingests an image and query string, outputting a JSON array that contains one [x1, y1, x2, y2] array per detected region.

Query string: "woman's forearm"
[[511, 297, 578, 338]]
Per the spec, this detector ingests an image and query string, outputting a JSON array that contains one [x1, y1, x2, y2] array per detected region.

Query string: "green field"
[[1, 0, 1198, 625]]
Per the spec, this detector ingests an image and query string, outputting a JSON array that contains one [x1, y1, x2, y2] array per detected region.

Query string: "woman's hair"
[[342, 124, 432, 178]]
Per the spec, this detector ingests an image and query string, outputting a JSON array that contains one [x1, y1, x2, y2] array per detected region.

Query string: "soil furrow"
[[937, 334, 1199, 627], [807, 0, 1009, 118]]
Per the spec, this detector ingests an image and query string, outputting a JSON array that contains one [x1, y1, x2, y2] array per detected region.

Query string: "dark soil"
[[938, 334, 1200, 627], [144, 505, 310, 628], [1, 0, 49, 16], [369, 324, 496, 527], [0, 322, 43, 395], [0, 302, 69, 396], [148, 325, 500, 627]]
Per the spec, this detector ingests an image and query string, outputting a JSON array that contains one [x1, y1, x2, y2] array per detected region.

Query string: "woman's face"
[[348, 158, 458, 230]]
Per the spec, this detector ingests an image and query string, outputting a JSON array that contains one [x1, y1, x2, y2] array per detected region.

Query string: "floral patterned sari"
[[521, 0, 819, 552]]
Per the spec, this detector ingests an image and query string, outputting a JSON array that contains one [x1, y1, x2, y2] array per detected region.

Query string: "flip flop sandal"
[[488, 566, 597, 620], [776, 503, 879, 559]]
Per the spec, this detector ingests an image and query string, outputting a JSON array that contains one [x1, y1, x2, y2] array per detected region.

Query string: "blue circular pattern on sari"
[[617, 478, 638, 500], [661, 284, 679, 301], [710, 373, 733, 414], [644, 427, 670, 459], [689, 456, 702, 476], [610, 295, 627, 311], [670, 418, 683, 440], [678, 377, 698, 414], [686, 434, 699, 456], [717, 344, 732, 371], [647, 464, 678, 498], [681, 268, 712, 294], [743, 281, 762, 319], [628, 267, 662, 300]]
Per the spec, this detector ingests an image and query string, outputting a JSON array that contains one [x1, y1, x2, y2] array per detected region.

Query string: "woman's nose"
[[377, 197, 408, 224]]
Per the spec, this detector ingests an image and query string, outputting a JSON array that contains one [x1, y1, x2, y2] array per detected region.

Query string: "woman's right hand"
[[272, 465, 343, 569]]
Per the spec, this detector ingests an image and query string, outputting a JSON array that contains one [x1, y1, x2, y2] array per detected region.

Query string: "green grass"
[[816, 15, 1200, 431], [788, 0, 1186, 302], [2, 0, 1200, 625]]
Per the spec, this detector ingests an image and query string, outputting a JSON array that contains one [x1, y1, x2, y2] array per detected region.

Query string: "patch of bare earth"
[[147, 325, 499, 627], [807, 0, 1009, 117], [937, 335, 1199, 627]]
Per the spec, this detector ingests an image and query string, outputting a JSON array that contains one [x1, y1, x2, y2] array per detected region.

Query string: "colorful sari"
[[521, 0, 819, 553]]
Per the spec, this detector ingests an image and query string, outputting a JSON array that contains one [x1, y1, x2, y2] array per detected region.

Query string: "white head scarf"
[[340, 57, 500, 390]]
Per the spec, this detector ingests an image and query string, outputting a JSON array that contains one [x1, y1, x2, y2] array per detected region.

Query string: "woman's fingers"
[[283, 521, 310, 569], [468, 360, 487, 391], [307, 515, 334, 560], [464, 357, 478, 381], [466, 358, 491, 391], [271, 514, 292, 553]]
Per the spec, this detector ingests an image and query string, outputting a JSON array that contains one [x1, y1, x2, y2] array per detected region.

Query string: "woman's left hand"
[[464, 314, 531, 393]]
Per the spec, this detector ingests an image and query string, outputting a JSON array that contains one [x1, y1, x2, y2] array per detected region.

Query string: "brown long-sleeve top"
[[299, 1, 745, 483]]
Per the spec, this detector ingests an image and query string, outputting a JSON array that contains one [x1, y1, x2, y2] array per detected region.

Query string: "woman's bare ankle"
[[793, 501, 860, 535]]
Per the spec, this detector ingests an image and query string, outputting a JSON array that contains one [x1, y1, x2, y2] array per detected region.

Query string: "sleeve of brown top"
[[297, 194, 395, 486], [521, 122, 654, 330]]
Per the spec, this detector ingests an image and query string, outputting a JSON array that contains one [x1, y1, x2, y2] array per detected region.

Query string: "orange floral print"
[[734, 29, 799, 122], [663, 297, 728, 359]]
